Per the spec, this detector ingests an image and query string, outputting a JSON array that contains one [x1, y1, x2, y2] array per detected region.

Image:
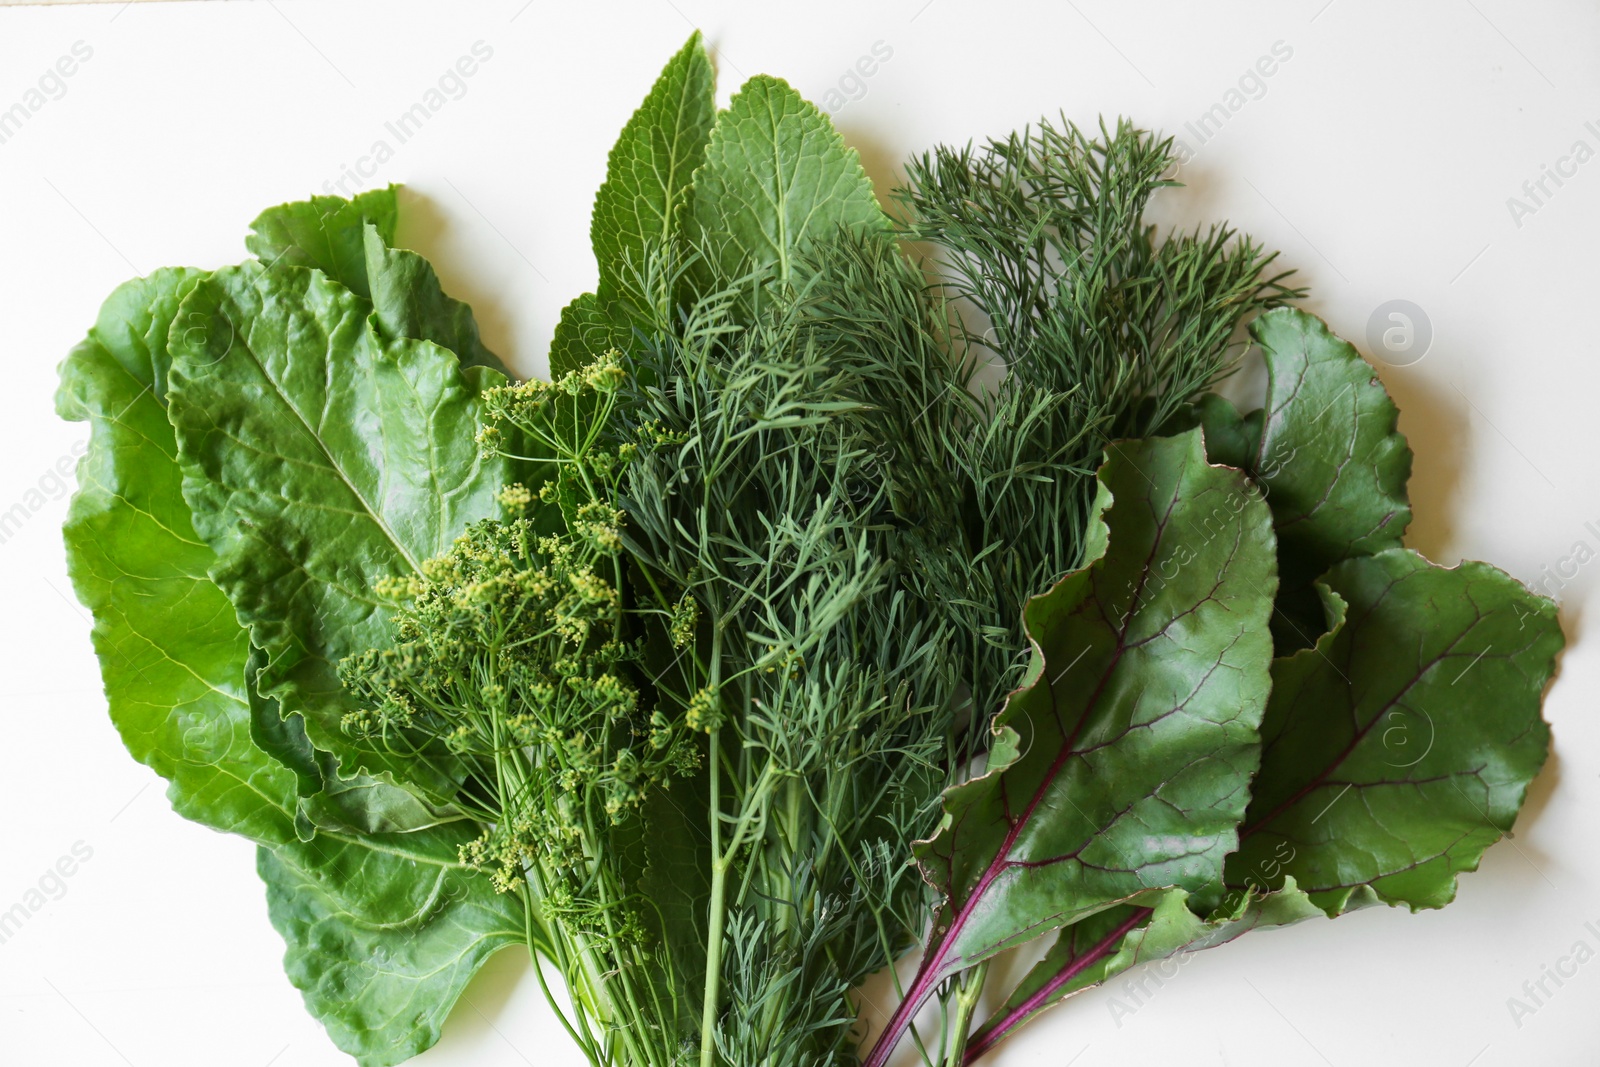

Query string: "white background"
[[2, 1, 1597, 1064]]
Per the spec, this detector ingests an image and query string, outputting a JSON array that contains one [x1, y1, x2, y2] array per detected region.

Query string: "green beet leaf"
[[1230, 548, 1559, 912], [59, 271, 521, 1064], [362, 222, 505, 373], [1193, 308, 1412, 650], [58, 269, 303, 846], [866, 430, 1278, 1065], [167, 260, 508, 798], [246, 185, 399, 299], [965, 548, 1560, 1060], [259, 844, 526, 1067]]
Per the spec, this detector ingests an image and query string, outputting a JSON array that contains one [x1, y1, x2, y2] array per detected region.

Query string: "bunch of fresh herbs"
[[59, 32, 1562, 1067]]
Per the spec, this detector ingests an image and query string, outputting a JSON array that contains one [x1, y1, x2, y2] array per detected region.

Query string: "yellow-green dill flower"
[[497, 483, 534, 511], [685, 685, 723, 733], [669, 592, 699, 649]]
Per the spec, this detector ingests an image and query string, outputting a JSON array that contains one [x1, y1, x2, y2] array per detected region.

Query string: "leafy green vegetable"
[[260, 843, 526, 1067], [59, 259, 527, 1067], [167, 260, 507, 794], [1194, 307, 1412, 649], [246, 186, 400, 299], [1231, 548, 1558, 911], [864, 429, 1278, 1067], [550, 33, 715, 380], [58, 269, 302, 846], [55, 33, 1564, 1067], [363, 224, 505, 373], [963, 549, 1560, 1060], [688, 74, 884, 294], [592, 30, 715, 321]]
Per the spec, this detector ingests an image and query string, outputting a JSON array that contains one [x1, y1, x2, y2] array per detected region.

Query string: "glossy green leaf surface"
[[688, 75, 883, 291], [58, 269, 303, 845], [362, 223, 504, 373], [246, 186, 399, 298], [548, 291, 628, 379], [968, 548, 1559, 1058], [1194, 308, 1413, 649], [259, 844, 524, 1067], [167, 261, 506, 790], [913, 429, 1278, 981], [1230, 548, 1559, 913]]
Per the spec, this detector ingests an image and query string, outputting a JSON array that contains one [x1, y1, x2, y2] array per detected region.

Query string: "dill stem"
[[699, 723, 727, 1067], [520, 882, 596, 1063]]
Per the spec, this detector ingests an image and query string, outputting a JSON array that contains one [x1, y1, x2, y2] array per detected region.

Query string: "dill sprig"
[[616, 262, 959, 1067], [340, 357, 701, 1067]]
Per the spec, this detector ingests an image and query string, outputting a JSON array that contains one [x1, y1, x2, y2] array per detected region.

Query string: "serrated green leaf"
[[549, 291, 628, 379], [246, 186, 399, 299], [167, 261, 507, 796], [688, 75, 884, 294], [592, 31, 715, 319], [258, 843, 525, 1067], [1229, 548, 1559, 913], [873, 430, 1277, 1052]]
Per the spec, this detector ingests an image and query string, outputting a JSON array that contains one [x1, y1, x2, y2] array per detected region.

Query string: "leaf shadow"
[[392, 187, 523, 377], [1375, 361, 1465, 563], [427, 945, 537, 1061]]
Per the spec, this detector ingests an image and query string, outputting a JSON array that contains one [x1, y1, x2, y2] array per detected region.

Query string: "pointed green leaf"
[[246, 186, 399, 298], [1229, 548, 1559, 912], [889, 431, 1277, 1032], [688, 75, 884, 292], [592, 31, 715, 318], [167, 261, 507, 794], [258, 843, 525, 1067]]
